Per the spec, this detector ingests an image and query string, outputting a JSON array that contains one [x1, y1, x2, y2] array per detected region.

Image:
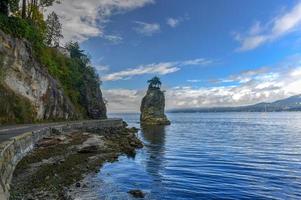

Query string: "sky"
[[48, 0, 301, 112]]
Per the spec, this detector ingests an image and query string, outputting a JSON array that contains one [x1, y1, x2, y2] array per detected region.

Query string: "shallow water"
[[78, 112, 301, 199]]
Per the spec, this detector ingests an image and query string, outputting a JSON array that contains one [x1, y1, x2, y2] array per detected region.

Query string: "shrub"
[[0, 14, 45, 53], [0, 84, 36, 124]]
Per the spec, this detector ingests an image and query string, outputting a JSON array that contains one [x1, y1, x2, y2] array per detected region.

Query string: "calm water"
[[75, 113, 301, 200]]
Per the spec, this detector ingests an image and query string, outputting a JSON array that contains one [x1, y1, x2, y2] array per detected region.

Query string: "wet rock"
[[10, 128, 144, 199], [128, 189, 145, 198], [78, 145, 99, 153], [36, 138, 61, 147], [77, 134, 103, 153], [123, 121, 128, 127]]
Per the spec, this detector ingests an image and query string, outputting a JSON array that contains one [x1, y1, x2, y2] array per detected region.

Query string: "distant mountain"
[[169, 94, 301, 113]]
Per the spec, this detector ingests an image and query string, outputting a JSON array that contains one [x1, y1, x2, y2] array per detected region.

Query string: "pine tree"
[[45, 11, 63, 47], [147, 76, 162, 89]]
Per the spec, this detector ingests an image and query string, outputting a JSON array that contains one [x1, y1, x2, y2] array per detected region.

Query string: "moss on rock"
[[9, 127, 143, 200], [0, 84, 36, 124]]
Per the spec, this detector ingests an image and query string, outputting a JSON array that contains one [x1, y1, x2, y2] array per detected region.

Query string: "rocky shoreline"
[[9, 124, 143, 200]]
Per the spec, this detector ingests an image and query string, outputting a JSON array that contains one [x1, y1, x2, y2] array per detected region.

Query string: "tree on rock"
[[147, 76, 162, 89], [45, 11, 63, 47]]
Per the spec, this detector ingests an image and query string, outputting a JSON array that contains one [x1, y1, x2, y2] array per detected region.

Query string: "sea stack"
[[140, 76, 171, 125]]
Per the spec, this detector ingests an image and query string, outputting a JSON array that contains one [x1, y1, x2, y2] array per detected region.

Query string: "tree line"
[[0, 0, 63, 47]]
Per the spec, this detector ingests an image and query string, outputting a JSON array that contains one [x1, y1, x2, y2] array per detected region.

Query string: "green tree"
[[45, 11, 62, 47], [65, 42, 89, 62], [9, 0, 20, 13], [147, 76, 162, 89], [21, 0, 59, 19], [0, 0, 9, 16]]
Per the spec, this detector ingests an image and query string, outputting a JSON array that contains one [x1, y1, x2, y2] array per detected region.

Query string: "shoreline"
[[9, 125, 143, 200]]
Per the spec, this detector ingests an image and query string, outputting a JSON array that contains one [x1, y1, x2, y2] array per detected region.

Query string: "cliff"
[[80, 72, 107, 119], [140, 87, 170, 125], [0, 30, 106, 124]]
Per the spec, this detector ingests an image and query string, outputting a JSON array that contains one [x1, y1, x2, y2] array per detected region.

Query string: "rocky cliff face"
[[140, 88, 170, 125], [0, 30, 106, 123], [80, 73, 107, 119]]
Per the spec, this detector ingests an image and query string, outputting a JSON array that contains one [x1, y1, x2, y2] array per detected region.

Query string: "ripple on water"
[[77, 113, 301, 200]]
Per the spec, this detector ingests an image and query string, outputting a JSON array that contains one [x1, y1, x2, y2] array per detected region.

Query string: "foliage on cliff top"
[[0, 14, 45, 52], [0, 14, 105, 120]]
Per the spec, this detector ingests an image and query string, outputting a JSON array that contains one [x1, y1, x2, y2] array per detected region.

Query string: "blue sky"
[[49, 0, 301, 112]]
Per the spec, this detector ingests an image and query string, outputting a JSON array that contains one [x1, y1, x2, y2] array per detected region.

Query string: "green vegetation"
[[0, 54, 5, 81], [0, 84, 36, 124], [39, 45, 99, 116], [0, 1, 104, 122], [45, 11, 62, 47], [148, 76, 162, 89], [0, 14, 45, 52]]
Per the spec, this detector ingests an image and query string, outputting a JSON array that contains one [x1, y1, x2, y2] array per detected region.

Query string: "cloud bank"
[[104, 55, 301, 112], [47, 0, 154, 43]]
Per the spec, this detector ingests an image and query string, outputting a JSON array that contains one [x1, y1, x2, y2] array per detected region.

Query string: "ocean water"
[[76, 112, 301, 200]]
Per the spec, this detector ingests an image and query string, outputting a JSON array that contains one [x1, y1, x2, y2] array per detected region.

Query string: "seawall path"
[[0, 119, 123, 200]]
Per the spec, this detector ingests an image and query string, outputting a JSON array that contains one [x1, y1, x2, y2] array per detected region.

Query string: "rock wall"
[[0, 30, 78, 122], [140, 88, 170, 125], [0, 119, 123, 200], [80, 73, 107, 120]]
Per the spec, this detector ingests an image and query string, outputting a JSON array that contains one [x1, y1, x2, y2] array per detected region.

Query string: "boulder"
[[128, 189, 145, 198]]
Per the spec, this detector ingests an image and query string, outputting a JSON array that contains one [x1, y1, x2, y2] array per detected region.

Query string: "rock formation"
[[0, 30, 106, 124], [80, 74, 107, 119], [140, 77, 170, 125]]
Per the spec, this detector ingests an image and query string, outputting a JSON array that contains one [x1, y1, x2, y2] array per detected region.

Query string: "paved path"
[[0, 120, 111, 143]]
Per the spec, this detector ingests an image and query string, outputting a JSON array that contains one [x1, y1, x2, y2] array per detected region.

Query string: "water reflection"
[[140, 125, 166, 183]]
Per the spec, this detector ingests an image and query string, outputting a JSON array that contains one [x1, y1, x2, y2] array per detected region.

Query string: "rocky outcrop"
[[140, 87, 170, 125], [80, 73, 107, 119], [8, 123, 142, 200], [0, 30, 107, 123], [0, 30, 77, 122]]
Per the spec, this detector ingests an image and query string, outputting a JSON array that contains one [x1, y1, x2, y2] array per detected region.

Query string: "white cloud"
[[181, 58, 213, 66], [134, 21, 160, 36], [166, 17, 180, 28], [102, 58, 213, 81], [187, 80, 202, 83], [236, 2, 301, 51], [104, 55, 301, 112], [103, 89, 144, 112], [103, 34, 123, 44], [166, 16, 189, 28], [95, 64, 110, 72], [47, 0, 154, 43], [290, 67, 301, 76], [102, 62, 179, 81]]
